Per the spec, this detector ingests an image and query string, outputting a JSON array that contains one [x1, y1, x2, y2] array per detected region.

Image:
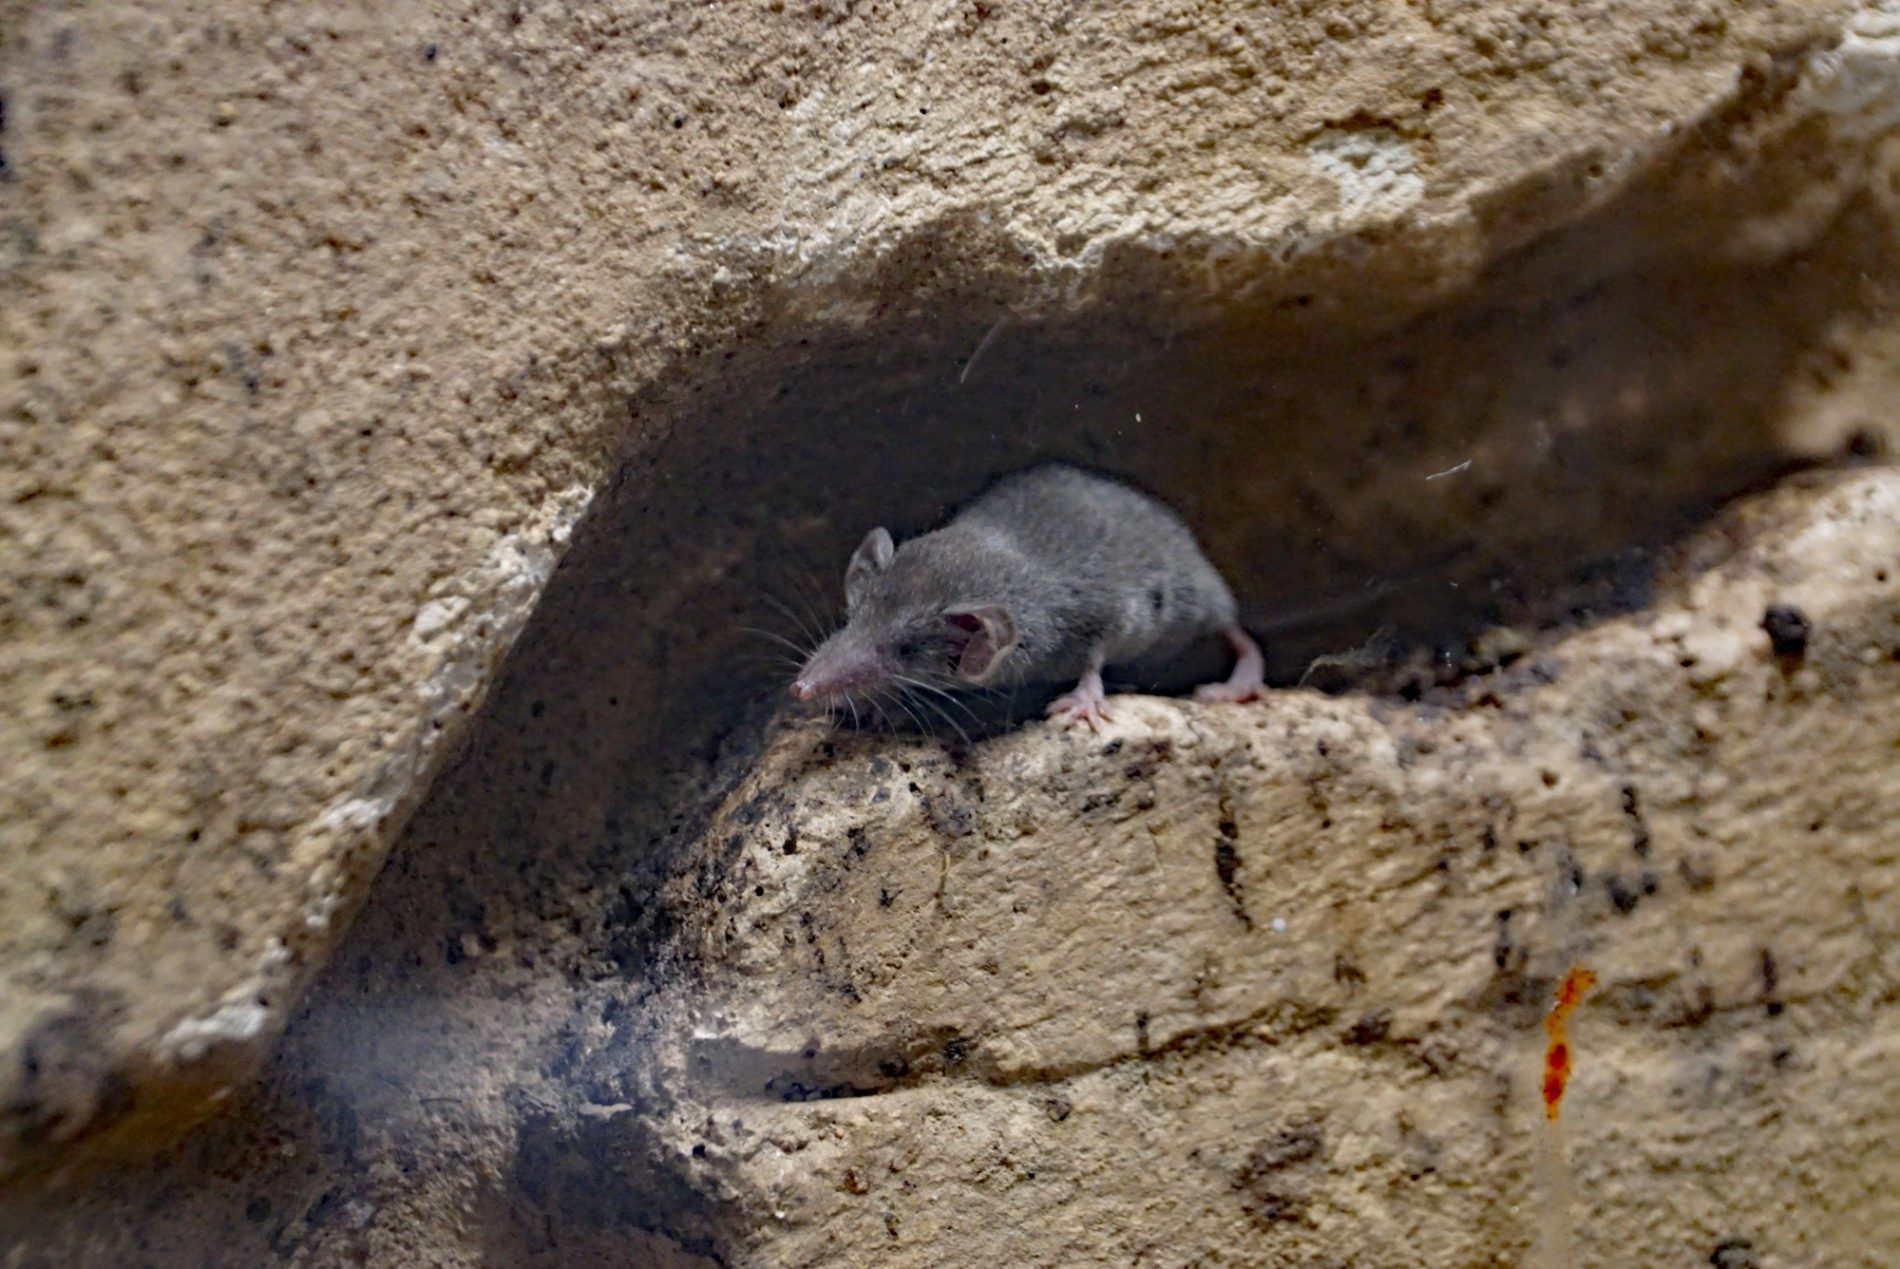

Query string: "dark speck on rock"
[[1233, 1120, 1324, 1226], [1343, 1008, 1391, 1046], [924, 795, 973, 838], [1760, 604, 1810, 659], [1710, 1238, 1757, 1268]]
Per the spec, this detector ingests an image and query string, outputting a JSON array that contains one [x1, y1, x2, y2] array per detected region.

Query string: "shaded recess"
[[6, 59, 1895, 1266], [425, 151, 1893, 1265]]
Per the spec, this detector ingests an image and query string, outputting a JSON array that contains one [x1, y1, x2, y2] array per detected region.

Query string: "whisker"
[[918, 678, 985, 720], [905, 695, 942, 741], [880, 695, 907, 739], [891, 671, 955, 699], [893, 674, 984, 728], [782, 565, 841, 643], [910, 690, 972, 748], [791, 578, 841, 641], [791, 567, 838, 632], [739, 626, 815, 659], [733, 653, 806, 678], [874, 685, 928, 738], [759, 591, 827, 649]]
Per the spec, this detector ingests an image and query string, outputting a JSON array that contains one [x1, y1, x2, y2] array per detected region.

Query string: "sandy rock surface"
[[7, 470, 1896, 1266], [598, 468, 1900, 1266], [3, 0, 1900, 1261]]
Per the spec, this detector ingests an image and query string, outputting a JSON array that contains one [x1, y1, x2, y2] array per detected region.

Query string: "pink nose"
[[791, 681, 816, 701]]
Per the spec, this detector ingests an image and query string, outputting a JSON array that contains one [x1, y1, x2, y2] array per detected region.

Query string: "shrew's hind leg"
[[1193, 627, 1265, 704]]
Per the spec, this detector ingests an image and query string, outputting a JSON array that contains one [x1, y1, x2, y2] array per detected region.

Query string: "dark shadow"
[[367, 143, 1899, 1261]]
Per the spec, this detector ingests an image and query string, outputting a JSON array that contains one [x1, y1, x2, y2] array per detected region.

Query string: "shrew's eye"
[[893, 640, 920, 660]]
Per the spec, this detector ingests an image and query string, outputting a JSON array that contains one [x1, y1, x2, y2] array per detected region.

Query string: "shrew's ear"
[[943, 605, 1018, 683], [845, 527, 895, 612]]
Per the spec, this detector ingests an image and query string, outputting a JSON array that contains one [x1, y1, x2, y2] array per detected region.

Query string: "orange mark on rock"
[[1542, 967, 1596, 1122]]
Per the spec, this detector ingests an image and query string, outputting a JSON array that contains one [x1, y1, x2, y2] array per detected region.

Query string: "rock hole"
[[175, 93, 1900, 1262]]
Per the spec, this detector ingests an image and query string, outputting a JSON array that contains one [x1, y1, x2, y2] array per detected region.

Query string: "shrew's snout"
[[791, 638, 881, 703]]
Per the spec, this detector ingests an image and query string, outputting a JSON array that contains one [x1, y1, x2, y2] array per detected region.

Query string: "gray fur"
[[794, 463, 1239, 704]]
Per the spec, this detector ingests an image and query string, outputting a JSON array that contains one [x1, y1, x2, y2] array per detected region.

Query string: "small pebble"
[[1760, 604, 1810, 659]]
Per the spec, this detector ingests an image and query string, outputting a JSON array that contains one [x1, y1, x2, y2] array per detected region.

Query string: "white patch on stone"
[[1305, 127, 1424, 221], [315, 796, 385, 835], [409, 596, 471, 645], [1800, 2, 1900, 140], [406, 483, 593, 724], [1782, 473, 1898, 569], [432, 504, 584, 715], [160, 940, 291, 1064], [301, 883, 344, 932], [291, 484, 596, 975], [163, 1001, 270, 1062]]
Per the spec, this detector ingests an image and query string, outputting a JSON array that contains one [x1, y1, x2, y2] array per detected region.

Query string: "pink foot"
[[1193, 627, 1265, 704], [1046, 668, 1111, 730]]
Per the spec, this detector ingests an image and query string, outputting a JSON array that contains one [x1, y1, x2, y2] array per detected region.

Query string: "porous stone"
[[584, 468, 1900, 1267], [2, 0, 1899, 1262]]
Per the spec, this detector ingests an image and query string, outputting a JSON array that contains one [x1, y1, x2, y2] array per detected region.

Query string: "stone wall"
[[2, 0, 1897, 1263]]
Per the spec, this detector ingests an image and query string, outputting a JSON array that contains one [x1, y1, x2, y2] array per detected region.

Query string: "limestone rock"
[[599, 468, 1900, 1265], [2, 0, 1899, 1250]]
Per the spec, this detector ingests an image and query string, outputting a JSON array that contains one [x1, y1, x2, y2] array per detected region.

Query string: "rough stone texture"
[[6, 469, 1898, 1266], [594, 468, 1900, 1267], [2, 0, 1900, 1260]]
